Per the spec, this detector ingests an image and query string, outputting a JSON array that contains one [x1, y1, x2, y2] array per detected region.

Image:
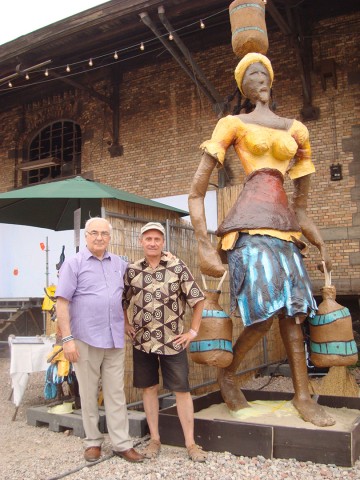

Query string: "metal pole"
[[165, 219, 171, 252], [158, 6, 223, 106], [262, 336, 269, 365], [45, 236, 49, 287], [139, 12, 217, 107]]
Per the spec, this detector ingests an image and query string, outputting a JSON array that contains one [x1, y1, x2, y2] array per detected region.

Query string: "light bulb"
[[169, 33, 174, 41], [66, 65, 71, 72], [89, 58, 93, 67], [45, 69, 49, 76], [114, 51, 119, 60], [200, 19, 205, 29], [25, 73, 30, 80], [140, 42, 145, 51], [8, 81, 12, 87]]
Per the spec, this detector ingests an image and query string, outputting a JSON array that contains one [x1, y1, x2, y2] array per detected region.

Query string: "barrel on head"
[[309, 286, 358, 367], [190, 290, 233, 368], [229, 0, 269, 58]]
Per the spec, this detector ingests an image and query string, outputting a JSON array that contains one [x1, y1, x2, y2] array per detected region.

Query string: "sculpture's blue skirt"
[[227, 234, 317, 326]]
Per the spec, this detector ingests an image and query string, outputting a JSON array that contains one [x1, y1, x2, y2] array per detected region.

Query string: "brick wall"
[[0, 12, 359, 294]]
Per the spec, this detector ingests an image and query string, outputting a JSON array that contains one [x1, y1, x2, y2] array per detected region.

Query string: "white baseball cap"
[[140, 222, 165, 236]]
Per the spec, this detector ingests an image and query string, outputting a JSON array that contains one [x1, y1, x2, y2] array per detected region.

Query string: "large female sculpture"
[[189, 53, 335, 427]]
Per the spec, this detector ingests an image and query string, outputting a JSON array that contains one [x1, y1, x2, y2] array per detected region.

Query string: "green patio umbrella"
[[0, 176, 188, 231]]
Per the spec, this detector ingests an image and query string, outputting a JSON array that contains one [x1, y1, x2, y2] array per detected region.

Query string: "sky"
[[0, 1, 109, 45], [0, 1, 217, 298], [0, 1, 110, 300]]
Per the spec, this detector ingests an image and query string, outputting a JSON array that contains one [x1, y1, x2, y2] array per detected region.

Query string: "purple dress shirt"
[[56, 247, 127, 348]]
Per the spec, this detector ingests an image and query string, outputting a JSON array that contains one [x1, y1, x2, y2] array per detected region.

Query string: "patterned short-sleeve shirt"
[[123, 254, 204, 355]]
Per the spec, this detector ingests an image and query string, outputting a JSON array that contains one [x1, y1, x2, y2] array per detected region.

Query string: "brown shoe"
[[141, 439, 161, 459], [187, 444, 207, 462], [113, 447, 145, 463], [84, 446, 101, 462]]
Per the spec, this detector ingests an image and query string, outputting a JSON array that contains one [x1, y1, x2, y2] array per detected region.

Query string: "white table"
[[8, 336, 54, 414]]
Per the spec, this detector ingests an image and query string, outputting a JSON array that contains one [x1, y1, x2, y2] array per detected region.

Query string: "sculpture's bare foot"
[[218, 369, 249, 411], [198, 241, 225, 278], [292, 397, 335, 427]]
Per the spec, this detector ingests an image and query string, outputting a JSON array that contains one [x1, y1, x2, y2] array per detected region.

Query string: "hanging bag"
[[309, 262, 358, 367], [190, 272, 233, 368]]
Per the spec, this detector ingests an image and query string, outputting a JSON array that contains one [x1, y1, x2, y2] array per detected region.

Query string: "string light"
[[0, 8, 229, 90]]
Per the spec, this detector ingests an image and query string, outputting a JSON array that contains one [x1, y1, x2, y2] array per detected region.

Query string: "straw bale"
[[309, 366, 360, 398]]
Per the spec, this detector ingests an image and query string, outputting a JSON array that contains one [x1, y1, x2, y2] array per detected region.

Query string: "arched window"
[[25, 120, 82, 184]]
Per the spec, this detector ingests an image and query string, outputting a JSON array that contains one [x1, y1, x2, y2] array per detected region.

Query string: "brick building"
[[0, 0, 359, 309]]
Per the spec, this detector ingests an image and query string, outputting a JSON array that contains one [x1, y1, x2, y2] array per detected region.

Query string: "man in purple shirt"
[[56, 217, 144, 464]]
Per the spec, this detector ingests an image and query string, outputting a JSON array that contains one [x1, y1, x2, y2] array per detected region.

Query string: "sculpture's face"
[[241, 62, 271, 103]]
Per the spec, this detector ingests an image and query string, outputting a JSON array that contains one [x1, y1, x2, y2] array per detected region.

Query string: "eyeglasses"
[[86, 230, 110, 238]]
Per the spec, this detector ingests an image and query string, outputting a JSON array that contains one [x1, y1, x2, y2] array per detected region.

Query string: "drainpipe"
[[139, 12, 223, 114], [158, 5, 224, 114]]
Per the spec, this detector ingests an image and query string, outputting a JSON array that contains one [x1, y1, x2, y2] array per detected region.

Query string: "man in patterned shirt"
[[123, 222, 207, 462]]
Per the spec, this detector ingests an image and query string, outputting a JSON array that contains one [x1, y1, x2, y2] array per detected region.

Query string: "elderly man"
[[56, 217, 144, 463], [123, 222, 207, 462]]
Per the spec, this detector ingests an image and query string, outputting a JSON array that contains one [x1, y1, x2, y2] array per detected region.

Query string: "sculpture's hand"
[[198, 239, 226, 278], [317, 243, 332, 273]]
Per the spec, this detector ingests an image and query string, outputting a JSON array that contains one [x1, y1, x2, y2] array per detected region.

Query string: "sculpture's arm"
[[189, 152, 226, 278], [292, 174, 332, 272]]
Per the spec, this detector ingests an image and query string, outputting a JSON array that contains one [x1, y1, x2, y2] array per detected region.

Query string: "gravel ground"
[[2, 348, 360, 480]]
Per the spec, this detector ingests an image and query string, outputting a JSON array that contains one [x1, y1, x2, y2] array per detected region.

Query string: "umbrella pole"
[[45, 236, 49, 287]]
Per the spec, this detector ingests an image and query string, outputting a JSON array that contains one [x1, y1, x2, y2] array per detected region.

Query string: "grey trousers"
[[74, 340, 132, 452]]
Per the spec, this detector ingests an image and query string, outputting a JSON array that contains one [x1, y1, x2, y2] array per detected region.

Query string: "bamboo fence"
[[102, 194, 286, 404]]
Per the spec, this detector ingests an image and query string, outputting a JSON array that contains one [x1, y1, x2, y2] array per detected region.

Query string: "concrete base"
[[27, 405, 148, 438], [158, 389, 360, 467]]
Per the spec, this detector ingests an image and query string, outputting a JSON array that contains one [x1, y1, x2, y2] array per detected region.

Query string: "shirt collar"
[[141, 252, 168, 268], [83, 246, 110, 260]]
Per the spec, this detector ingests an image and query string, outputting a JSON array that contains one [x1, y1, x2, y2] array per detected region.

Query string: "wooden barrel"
[[229, 0, 268, 58], [309, 286, 358, 367], [190, 289, 233, 368]]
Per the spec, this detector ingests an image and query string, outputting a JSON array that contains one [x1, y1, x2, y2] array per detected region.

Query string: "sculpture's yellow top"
[[200, 115, 315, 249]]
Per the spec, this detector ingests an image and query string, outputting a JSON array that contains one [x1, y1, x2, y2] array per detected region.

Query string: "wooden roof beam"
[[266, 0, 292, 36]]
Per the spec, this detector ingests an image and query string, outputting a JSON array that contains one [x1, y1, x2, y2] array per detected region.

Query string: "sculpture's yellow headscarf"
[[235, 52, 274, 96]]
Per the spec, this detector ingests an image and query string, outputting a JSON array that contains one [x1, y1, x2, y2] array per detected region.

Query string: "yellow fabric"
[[42, 285, 57, 311], [47, 345, 70, 377], [234, 53, 274, 95], [47, 345, 63, 363], [221, 230, 302, 251], [57, 360, 70, 377]]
